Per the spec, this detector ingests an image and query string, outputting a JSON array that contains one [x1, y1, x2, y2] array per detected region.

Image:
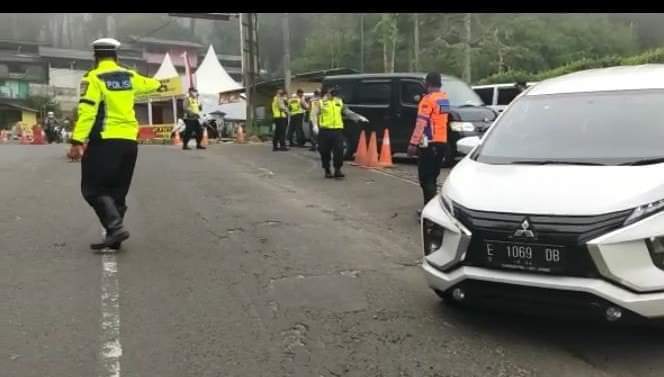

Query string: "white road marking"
[[99, 253, 122, 377]]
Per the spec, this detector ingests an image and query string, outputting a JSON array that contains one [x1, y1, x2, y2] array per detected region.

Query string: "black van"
[[321, 73, 497, 166]]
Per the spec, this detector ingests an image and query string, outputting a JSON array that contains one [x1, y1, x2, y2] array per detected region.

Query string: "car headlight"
[[624, 199, 664, 226], [450, 121, 475, 132], [439, 193, 454, 216], [646, 237, 664, 270], [423, 219, 444, 256]]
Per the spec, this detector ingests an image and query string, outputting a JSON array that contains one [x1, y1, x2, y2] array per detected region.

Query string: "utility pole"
[[282, 13, 291, 94], [414, 13, 420, 72], [463, 13, 472, 83], [239, 13, 259, 132], [360, 14, 365, 73]]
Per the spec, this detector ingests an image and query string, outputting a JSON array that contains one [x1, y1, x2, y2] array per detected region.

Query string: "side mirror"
[[457, 136, 481, 155], [413, 95, 421, 103]]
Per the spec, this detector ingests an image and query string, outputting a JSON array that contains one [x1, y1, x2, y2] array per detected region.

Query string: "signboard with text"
[[138, 77, 183, 100]]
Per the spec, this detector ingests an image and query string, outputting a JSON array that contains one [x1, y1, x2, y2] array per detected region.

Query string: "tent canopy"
[[195, 45, 243, 95], [153, 52, 179, 79]]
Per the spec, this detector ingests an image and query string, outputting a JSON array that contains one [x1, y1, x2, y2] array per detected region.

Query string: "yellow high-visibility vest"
[[319, 97, 344, 129], [288, 97, 304, 115], [73, 59, 161, 143], [272, 96, 286, 118]]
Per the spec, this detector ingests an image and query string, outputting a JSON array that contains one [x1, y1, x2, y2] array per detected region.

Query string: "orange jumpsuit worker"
[[407, 72, 450, 212]]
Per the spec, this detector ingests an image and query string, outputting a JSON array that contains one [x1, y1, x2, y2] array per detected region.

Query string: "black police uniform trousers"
[[418, 142, 448, 205], [287, 113, 305, 146], [318, 128, 344, 170], [81, 139, 138, 233], [273, 117, 288, 149], [182, 118, 203, 147]]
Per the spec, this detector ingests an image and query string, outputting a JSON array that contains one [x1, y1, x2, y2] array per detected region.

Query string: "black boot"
[[90, 197, 130, 250], [334, 168, 345, 179], [325, 168, 334, 178], [109, 204, 127, 250]]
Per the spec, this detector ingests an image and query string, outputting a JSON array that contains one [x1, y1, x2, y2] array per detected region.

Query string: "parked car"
[[422, 65, 664, 325], [472, 82, 537, 113], [321, 73, 497, 166]]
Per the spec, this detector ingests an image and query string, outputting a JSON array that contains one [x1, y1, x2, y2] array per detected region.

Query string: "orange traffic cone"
[[351, 130, 368, 166], [378, 128, 394, 168], [173, 130, 182, 146], [364, 131, 380, 168], [235, 126, 245, 144], [202, 127, 209, 147]]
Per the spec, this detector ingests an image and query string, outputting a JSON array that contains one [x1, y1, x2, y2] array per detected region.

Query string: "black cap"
[[425, 72, 442, 87]]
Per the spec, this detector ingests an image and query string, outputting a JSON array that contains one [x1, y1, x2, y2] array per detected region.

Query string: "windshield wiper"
[[507, 160, 607, 166], [619, 157, 664, 166]]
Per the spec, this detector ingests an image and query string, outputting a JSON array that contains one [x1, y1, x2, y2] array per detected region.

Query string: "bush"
[[477, 48, 664, 85]]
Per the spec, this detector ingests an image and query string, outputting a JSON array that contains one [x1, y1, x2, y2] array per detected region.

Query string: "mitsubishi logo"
[[513, 218, 536, 238]]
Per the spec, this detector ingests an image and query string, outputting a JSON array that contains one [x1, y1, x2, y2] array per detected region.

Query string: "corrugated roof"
[[216, 54, 242, 62], [0, 51, 42, 63], [256, 68, 359, 88], [39, 46, 93, 61], [130, 36, 204, 49], [38, 46, 145, 62], [0, 101, 38, 113]]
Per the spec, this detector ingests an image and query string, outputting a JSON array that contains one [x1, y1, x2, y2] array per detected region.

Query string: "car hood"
[[444, 159, 664, 216], [448, 106, 497, 122]]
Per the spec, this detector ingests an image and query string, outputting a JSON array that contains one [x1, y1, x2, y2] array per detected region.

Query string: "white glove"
[[359, 115, 369, 123], [312, 124, 319, 135]]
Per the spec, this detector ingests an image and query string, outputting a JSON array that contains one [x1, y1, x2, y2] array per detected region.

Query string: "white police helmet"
[[91, 38, 121, 52]]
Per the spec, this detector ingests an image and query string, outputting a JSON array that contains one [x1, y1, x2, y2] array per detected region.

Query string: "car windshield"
[[474, 90, 664, 165], [443, 79, 484, 107]]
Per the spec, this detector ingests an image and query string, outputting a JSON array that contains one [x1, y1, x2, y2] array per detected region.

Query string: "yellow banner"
[[139, 77, 183, 99]]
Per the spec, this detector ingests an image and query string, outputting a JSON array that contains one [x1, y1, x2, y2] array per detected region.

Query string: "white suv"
[[422, 65, 664, 324]]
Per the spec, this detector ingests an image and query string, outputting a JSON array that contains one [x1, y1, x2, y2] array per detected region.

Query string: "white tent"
[[153, 52, 179, 79], [195, 45, 243, 95]]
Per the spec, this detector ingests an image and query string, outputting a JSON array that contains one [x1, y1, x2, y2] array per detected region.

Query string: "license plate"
[[483, 240, 567, 273]]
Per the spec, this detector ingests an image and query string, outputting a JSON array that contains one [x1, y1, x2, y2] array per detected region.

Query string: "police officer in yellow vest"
[[182, 87, 205, 150], [286, 89, 307, 147], [67, 38, 160, 250], [312, 86, 368, 178], [272, 88, 289, 151]]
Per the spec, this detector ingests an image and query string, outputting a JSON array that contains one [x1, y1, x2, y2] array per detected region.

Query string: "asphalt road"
[[1, 142, 663, 377]]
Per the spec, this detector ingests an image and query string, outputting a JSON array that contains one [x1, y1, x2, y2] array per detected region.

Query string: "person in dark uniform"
[[407, 72, 451, 217], [182, 87, 205, 150], [44, 112, 60, 144], [286, 89, 307, 147], [271, 88, 289, 151], [312, 87, 368, 178], [67, 38, 160, 250]]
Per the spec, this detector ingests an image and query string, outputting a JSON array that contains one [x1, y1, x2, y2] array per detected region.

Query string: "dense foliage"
[[1, 13, 662, 84]]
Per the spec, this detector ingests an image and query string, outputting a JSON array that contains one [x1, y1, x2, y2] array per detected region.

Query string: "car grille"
[[453, 203, 632, 277]]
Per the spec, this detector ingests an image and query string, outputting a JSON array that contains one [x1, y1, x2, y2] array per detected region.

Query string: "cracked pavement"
[[1, 143, 663, 377]]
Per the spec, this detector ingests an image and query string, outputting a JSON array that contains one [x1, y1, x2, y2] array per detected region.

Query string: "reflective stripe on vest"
[[319, 97, 343, 129]]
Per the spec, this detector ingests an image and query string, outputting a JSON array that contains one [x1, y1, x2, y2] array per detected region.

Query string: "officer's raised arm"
[[133, 72, 161, 96], [341, 105, 368, 123], [72, 74, 102, 145]]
